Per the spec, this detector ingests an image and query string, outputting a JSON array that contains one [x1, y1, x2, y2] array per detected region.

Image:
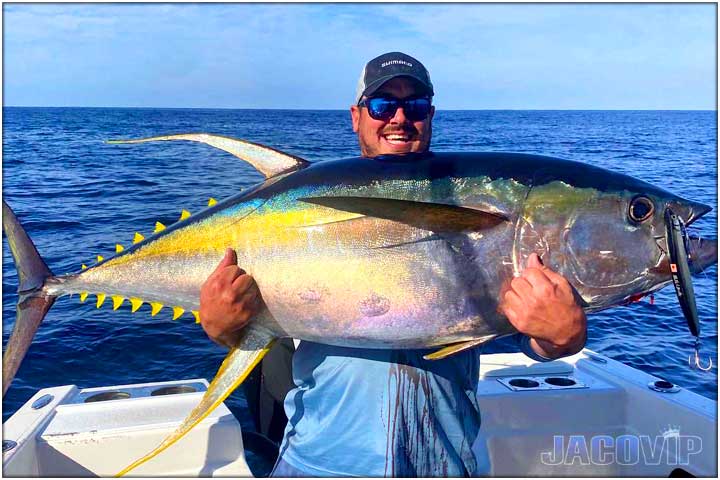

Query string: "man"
[[200, 52, 587, 476]]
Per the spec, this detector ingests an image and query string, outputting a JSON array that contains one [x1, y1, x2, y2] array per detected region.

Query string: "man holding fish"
[[200, 52, 587, 476]]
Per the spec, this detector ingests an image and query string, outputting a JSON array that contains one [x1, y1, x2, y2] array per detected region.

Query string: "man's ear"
[[350, 105, 361, 132]]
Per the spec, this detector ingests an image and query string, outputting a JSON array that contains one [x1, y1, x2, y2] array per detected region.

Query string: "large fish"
[[2, 134, 717, 474]]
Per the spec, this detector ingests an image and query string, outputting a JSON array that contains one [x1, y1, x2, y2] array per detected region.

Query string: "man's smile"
[[381, 129, 417, 147]]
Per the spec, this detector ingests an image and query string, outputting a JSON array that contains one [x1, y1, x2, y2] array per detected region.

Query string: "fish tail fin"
[[2, 200, 57, 395], [115, 324, 277, 477]]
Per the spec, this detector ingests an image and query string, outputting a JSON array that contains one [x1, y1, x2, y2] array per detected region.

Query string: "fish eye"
[[628, 196, 654, 223]]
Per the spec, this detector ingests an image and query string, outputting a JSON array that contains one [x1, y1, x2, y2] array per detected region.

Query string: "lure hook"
[[689, 337, 713, 371]]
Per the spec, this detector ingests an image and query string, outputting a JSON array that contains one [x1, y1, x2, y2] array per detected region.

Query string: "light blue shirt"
[[275, 341, 482, 477]]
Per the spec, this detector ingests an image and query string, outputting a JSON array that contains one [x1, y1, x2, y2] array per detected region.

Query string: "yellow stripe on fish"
[[94, 201, 362, 269]]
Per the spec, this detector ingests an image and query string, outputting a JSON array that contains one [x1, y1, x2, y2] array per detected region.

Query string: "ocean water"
[[2, 108, 717, 430]]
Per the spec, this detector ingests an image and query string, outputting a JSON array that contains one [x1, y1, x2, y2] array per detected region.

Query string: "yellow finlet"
[[112, 295, 124, 310], [423, 335, 496, 360], [133, 232, 145, 244], [150, 302, 163, 316], [115, 244, 124, 253], [81, 264, 87, 270], [154, 221, 166, 233], [96, 293, 107, 308], [79, 292, 88, 303], [179, 209, 191, 221], [130, 298, 143, 313], [192, 310, 200, 323], [172, 306, 185, 320], [207, 197, 217, 207], [97, 255, 104, 263]]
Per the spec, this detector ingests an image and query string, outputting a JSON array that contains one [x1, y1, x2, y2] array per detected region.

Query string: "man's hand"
[[499, 253, 587, 359], [200, 248, 266, 348]]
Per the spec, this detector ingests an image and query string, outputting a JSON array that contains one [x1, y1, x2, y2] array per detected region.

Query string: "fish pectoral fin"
[[114, 324, 277, 477], [298, 196, 509, 233], [423, 335, 497, 360], [106, 133, 310, 179]]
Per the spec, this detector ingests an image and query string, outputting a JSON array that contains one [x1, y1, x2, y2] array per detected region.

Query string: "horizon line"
[[3, 105, 717, 112]]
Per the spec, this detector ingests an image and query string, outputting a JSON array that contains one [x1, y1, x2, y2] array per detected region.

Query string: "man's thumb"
[[219, 248, 238, 267], [527, 252, 545, 269]]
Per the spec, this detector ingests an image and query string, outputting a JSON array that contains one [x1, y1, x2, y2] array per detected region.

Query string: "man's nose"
[[389, 107, 409, 124]]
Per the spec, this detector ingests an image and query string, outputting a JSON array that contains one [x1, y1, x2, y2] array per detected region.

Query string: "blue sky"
[[2, 3, 716, 109]]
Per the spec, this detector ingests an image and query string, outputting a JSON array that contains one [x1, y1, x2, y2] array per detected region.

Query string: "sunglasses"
[[358, 96, 432, 122]]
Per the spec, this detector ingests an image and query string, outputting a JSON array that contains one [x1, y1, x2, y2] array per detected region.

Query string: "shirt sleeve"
[[518, 334, 554, 362], [478, 333, 554, 362]]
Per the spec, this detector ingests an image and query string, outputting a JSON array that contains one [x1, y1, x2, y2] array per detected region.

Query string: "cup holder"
[[84, 391, 131, 403], [75, 381, 207, 405], [508, 378, 540, 388], [151, 385, 198, 396], [499, 375, 586, 391], [3, 440, 17, 453], [545, 377, 576, 387], [648, 380, 680, 393]]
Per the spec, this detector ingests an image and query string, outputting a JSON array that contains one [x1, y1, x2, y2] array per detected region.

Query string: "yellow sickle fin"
[[154, 221, 166, 233], [130, 298, 143, 313], [179, 209, 191, 221], [112, 296, 124, 310], [207, 197, 217, 207], [97, 255, 104, 263], [115, 244, 124, 253], [115, 324, 277, 476], [133, 232, 144, 244], [96, 293, 107, 308], [423, 335, 497, 360], [105, 133, 310, 179], [192, 310, 200, 323], [172, 306, 185, 320], [79, 292, 88, 303], [81, 264, 87, 270], [150, 302, 163, 316]]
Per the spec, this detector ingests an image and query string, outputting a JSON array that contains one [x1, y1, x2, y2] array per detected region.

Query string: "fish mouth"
[[652, 235, 717, 275], [667, 199, 716, 272], [687, 235, 718, 274], [688, 203, 712, 226], [671, 199, 712, 227], [663, 206, 716, 339]]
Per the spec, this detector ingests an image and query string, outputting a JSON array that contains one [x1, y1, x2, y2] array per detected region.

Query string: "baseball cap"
[[355, 52, 434, 104]]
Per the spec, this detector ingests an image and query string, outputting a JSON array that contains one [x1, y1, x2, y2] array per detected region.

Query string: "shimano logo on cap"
[[355, 52, 434, 104], [381, 60, 413, 68]]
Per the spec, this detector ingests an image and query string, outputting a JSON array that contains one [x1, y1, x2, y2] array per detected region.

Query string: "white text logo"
[[381, 60, 412, 68], [540, 428, 702, 466]]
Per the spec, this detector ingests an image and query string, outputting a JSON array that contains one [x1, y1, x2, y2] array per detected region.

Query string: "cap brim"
[[362, 74, 433, 99]]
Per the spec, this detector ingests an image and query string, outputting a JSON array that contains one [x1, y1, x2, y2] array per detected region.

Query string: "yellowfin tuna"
[[2, 133, 716, 475]]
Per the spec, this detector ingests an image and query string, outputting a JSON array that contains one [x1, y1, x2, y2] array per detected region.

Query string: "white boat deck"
[[3, 349, 717, 477], [475, 351, 716, 477]]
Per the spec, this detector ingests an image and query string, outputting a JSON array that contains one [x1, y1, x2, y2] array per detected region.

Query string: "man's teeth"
[[384, 134, 410, 142]]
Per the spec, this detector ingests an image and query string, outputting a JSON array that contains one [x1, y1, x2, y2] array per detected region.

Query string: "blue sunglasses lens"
[[365, 97, 431, 121], [367, 98, 397, 119]]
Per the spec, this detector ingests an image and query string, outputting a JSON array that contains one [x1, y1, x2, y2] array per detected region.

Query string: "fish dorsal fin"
[[115, 323, 277, 476], [299, 196, 509, 233], [423, 335, 497, 360], [107, 133, 310, 178]]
